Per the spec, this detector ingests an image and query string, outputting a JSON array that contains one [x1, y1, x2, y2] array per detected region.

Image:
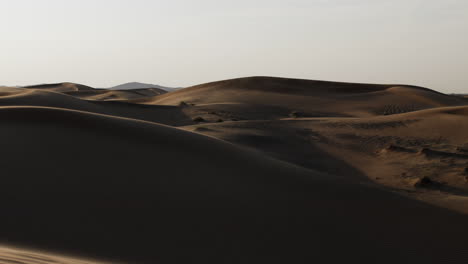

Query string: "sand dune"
[[0, 86, 191, 126], [185, 105, 468, 214], [1, 77, 468, 263], [141, 77, 468, 120], [23, 82, 168, 101], [65, 88, 167, 101], [24, 82, 95, 92]]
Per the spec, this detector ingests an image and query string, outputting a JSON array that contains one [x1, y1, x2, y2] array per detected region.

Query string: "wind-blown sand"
[[1, 77, 468, 263]]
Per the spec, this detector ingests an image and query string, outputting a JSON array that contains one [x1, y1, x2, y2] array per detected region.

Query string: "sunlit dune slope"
[[140, 76, 467, 119]]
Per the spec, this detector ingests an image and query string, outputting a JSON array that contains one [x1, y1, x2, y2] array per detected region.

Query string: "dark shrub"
[[289, 111, 302, 118], [179, 101, 189, 107], [414, 177, 441, 188], [192, 117, 205, 122]]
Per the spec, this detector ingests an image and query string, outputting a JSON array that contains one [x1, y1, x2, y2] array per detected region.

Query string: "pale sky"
[[0, 0, 467, 92]]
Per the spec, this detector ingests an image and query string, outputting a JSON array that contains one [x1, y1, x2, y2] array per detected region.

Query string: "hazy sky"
[[0, 0, 467, 92]]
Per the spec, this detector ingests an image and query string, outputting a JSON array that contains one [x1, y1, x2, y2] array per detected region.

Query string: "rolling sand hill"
[[1, 77, 468, 263], [24, 82, 95, 92], [140, 77, 467, 121], [24, 82, 168, 101], [0, 85, 189, 126]]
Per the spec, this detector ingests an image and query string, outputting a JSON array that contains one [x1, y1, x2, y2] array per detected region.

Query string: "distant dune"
[[110, 81, 179, 92], [24, 82, 95, 92], [141, 76, 467, 120], [1, 76, 468, 263]]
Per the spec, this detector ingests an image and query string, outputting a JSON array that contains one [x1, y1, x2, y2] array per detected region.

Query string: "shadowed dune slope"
[[1, 106, 468, 263], [142, 76, 467, 119]]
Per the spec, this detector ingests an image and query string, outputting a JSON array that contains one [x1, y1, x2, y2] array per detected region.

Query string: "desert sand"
[[1, 77, 468, 263]]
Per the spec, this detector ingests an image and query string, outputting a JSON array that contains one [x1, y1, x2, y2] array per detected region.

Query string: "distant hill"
[[110, 82, 179, 92]]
